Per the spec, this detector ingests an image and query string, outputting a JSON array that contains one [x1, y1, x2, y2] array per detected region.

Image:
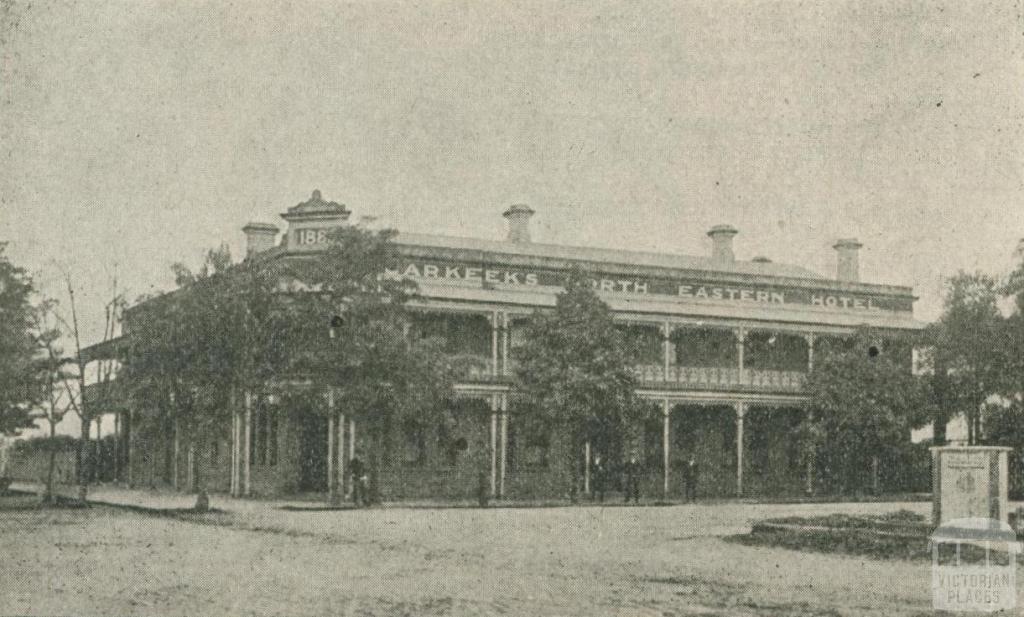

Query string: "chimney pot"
[[242, 222, 279, 256], [503, 204, 535, 243], [833, 238, 863, 282], [707, 224, 739, 264]]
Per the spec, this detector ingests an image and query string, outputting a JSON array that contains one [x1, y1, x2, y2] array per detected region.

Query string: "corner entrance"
[[297, 413, 328, 492]]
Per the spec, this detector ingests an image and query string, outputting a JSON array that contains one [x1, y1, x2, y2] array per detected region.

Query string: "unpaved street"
[[1, 496, 959, 616]]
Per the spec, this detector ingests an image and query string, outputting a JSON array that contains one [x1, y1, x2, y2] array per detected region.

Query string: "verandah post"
[[327, 388, 339, 504], [243, 390, 252, 497], [229, 411, 237, 497], [735, 402, 746, 497], [499, 394, 508, 499], [584, 440, 591, 496], [338, 410, 346, 499], [173, 415, 180, 491], [229, 385, 239, 498], [127, 408, 134, 488], [489, 394, 497, 498], [662, 399, 670, 498], [113, 411, 120, 483]]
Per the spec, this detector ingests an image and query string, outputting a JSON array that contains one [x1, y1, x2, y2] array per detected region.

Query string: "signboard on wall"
[[383, 259, 914, 313]]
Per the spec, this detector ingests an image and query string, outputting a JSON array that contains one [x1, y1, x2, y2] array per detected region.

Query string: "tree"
[[806, 328, 928, 495], [31, 300, 75, 503], [0, 243, 41, 437], [982, 240, 1024, 491], [121, 244, 280, 508], [120, 221, 457, 506], [513, 265, 645, 501], [1003, 238, 1024, 315], [932, 272, 1009, 444], [999, 239, 1024, 407], [918, 323, 954, 447], [299, 222, 457, 503], [54, 265, 124, 501]]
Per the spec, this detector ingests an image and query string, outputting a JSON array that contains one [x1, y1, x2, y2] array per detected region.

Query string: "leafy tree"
[[120, 222, 457, 505], [932, 272, 1009, 444], [1003, 238, 1024, 315], [916, 323, 955, 447], [999, 240, 1024, 407], [513, 265, 645, 501], [983, 241, 1024, 489], [806, 328, 928, 495], [296, 223, 457, 503], [121, 244, 284, 508], [0, 244, 41, 437]]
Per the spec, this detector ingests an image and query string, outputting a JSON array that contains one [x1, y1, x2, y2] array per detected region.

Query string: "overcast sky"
[[2, 0, 1022, 353]]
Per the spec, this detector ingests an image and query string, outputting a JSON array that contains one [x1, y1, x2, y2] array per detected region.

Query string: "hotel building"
[[88, 191, 924, 501]]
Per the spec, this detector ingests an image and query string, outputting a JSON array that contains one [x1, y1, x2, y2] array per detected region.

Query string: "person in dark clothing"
[[591, 454, 607, 502], [350, 456, 368, 507], [623, 454, 641, 504], [683, 456, 699, 502], [476, 469, 490, 508]]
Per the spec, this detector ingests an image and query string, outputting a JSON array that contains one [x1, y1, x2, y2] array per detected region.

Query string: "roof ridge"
[[392, 230, 828, 281]]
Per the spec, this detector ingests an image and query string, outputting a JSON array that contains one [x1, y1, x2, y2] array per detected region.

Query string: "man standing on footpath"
[[683, 456, 699, 502], [591, 454, 607, 503], [350, 456, 368, 507], [623, 454, 641, 504]]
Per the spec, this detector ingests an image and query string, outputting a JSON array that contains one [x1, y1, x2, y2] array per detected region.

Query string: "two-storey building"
[[93, 191, 924, 501]]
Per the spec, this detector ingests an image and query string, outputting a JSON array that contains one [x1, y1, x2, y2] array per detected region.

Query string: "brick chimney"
[[833, 238, 863, 282], [503, 204, 535, 243], [242, 222, 279, 256], [707, 224, 739, 265]]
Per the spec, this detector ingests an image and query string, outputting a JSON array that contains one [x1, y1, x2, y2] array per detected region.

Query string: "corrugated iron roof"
[[394, 232, 828, 280]]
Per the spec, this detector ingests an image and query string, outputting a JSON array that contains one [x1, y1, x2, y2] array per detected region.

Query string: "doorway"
[[297, 413, 328, 492]]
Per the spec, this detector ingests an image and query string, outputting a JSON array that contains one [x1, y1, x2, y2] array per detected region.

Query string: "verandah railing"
[[630, 365, 806, 392], [459, 357, 805, 393]]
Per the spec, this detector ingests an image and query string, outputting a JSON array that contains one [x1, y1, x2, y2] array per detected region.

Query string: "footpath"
[[9, 480, 931, 516], [8, 481, 332, 514], [11, 481, 743, 514]]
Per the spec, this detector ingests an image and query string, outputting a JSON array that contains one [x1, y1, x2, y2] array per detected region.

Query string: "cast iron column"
[[662, 398, 671, 498], [735, 401, 746, 497]]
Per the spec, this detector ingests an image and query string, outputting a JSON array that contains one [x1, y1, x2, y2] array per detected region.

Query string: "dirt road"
[[1, 495, 948, 616]]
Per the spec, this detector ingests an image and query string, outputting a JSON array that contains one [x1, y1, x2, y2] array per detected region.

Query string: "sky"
[[1, 1, 1023, 432]]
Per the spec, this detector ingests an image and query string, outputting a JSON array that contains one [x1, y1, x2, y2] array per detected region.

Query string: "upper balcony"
[[630, 365, 805, 393], [416, 310, 911, 396]]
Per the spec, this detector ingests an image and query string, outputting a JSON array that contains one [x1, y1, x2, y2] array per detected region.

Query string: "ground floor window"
[[511, 416, 551, 469], [251, 406, 278, 468], [402, 421, 427, 466]]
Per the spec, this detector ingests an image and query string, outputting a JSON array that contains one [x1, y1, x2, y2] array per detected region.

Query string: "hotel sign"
[[385, 259, 913, 312]]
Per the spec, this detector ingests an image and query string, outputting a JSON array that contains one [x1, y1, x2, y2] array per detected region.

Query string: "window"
[[268, 414, 278, 466], [516, 417, 551, 469], [446, 437, 468, 467], [618, 324, 662, 364], [402, 421, 427, 466], [249, 413, 256, 468], [256, 410, 268, 466], [249, 408, 277, 467]]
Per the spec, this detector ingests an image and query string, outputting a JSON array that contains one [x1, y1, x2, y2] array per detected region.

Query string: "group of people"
[[589, 454, 700, 503], [346, 453, 701, 507]]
